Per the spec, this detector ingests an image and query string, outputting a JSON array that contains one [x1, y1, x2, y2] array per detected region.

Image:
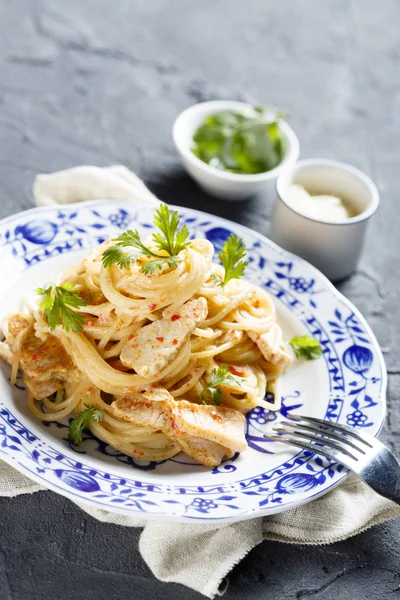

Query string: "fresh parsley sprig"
[[152, 203, 191, 257], [68, 404, 104, 445], [212, 234, 248, 288], [36, 283, 87, 333], [289, 335, 322, 360], [201, 364, 243, 405], [102, 204, 190, 274], [102, 229, 176, 273], [192, 105, 287, 175]]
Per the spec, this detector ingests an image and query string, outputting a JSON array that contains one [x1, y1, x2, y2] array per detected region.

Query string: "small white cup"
[[269, 159, 380, 282], [172, 100, 299, 201]]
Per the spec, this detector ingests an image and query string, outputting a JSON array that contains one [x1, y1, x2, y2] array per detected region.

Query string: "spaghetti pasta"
[[0, 232, 293, 467]]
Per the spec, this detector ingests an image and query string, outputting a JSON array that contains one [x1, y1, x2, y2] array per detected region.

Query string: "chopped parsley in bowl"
[[172, 100, 299, 200], [191, 106, 287, 175]]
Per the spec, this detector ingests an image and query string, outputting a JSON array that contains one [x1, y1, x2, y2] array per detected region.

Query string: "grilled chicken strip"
[[120, 297, 208, 378], [112, 387, 247, 467], [0, 313, 75, 399], [248, 323, 292, 371]]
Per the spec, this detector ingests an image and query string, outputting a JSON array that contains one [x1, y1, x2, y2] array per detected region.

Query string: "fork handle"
[[361, 448, 400, 505]]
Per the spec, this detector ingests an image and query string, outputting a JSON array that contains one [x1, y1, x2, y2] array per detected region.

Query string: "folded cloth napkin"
[[34, 164, 159, 207], [1, 164, 399, 599]]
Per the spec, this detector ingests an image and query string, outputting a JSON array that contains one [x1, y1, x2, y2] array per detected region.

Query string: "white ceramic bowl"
[[172, 100, 300, 201], [269, 159, 380, 282]]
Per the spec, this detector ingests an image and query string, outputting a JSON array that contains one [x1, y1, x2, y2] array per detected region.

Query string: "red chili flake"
[[156, 336, 165, 342], [229, 365, 243, 376], [253, 300, 260, 308], [171, 314, 180, 321], [128, 334, 134, 340], [32, 352, 41, 361], [172, 338, 178, 345], [148, 304, 157, 312], [211, 411, 224, 423]]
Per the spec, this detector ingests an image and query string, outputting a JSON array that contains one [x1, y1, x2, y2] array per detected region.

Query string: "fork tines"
[[285, 414, 373, 447], [263, 413, 372, 462]]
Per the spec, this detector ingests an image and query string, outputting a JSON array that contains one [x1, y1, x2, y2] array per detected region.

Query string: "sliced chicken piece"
[[117, 391, 227, 465], [1, 313, 33, 363], [161, 297, 208, 321], [1, 313, 32, 349], [5, 313, 33, 339], [120, 297, 208, 378], [19, 327, 74, 381], [111, 388, 247, 467], [248, 323, 292, 371], [0, 313, 33, 365], [21, 329, 76, 399], [1, 313, 76, 400], [174, 400, 247, 453], [24, 377, 65, 400], [141, 385, 174, 402], [178, 436, 226, 467]]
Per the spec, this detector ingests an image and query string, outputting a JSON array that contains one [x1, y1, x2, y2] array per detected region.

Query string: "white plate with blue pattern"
[[0, 201, 386, 522]]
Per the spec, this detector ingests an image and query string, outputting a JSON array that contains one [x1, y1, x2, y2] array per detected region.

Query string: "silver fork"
[[264, 414, 400, 505]]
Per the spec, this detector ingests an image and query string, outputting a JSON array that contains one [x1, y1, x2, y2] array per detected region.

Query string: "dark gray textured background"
[[0, 1, 399, 598]]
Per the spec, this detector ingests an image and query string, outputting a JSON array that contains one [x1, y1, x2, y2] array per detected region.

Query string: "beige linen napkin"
[[1, 165, 399, 598]]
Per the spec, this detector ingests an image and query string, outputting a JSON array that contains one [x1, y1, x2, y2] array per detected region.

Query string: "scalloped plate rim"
[[0, 199, 387, 522]]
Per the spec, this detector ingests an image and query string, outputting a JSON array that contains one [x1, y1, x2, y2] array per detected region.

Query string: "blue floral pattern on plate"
[[0, 201, 386, 522]]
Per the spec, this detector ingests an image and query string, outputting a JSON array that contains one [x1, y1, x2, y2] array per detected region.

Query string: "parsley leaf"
[[213, 234, 248, 287], [141, 255, 180, 275], [68, 404, 104, 445], [289, 335, 322, 360], [102, 229, 165, 270], [152, 203, 190, 256], [102, 204, 190, 272], [36, 283, 86, 333], [192, 105, 287, 175], [201, 364, 243, 405]]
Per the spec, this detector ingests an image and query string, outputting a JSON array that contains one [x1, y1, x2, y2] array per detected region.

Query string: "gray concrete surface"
[[0, 0, 399, 598]]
